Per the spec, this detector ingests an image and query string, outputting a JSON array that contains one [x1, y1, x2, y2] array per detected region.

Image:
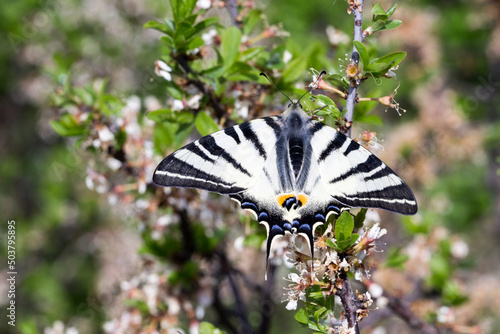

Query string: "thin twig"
[[343, 0, 365, 138]]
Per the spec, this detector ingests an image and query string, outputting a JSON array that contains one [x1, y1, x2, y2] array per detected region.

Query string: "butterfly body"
[[153, 102, 417, 269]]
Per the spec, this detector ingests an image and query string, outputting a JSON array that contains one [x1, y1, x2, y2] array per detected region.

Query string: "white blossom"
[[451, 239, 469, 259], [196, 0, 211, 9], [106, 157, 122, 170], [154, 60, 172, 81], [368, 283, 384, 298], [366, 223, 387, 240], [326, 26, 350, 46], [201, 28, 217, 45], [285, 299, 298, 310], [98, 126, 114, 142], [283, 50, 292, 64]]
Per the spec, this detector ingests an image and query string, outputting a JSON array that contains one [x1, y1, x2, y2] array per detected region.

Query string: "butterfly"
[[153, 74, 417, 274]]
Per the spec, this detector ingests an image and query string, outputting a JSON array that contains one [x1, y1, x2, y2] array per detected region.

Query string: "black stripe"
[[224, 127, 241, 144], [343, 140, 360, 156], [364, 166, 391, 181], [319, 133, 347, 162], [264, 117, 282, 137], [351, 184, 414, 200], [155, 156, 236, 189], [199, 136, 252, 177], [334, 184, 417, 215], [184, 142, 215, 163], [309, 120, 325, 135], [239, 122, 267, 159], [329, 155, 382, 184]]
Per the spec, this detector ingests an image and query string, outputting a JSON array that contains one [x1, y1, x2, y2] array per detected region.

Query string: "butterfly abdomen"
[[289, 137, 304, 177]]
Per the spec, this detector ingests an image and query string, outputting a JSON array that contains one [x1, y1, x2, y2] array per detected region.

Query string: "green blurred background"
[[1, 0, 499, 333]]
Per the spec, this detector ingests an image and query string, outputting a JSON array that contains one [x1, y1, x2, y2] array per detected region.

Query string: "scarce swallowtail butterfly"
[[153, 73, 417, 275]]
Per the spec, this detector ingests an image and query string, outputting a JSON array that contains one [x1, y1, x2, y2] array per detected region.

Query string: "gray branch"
[[343, 0, 365, 138]]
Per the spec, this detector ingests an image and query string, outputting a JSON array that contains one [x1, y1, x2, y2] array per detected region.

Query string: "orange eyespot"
[[297, 194, 308, 206], [277, 193, 295, 207]]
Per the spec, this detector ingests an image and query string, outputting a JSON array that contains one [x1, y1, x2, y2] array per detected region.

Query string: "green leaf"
[[371, 4, 387, 17], [382, 19, 402, 31], [187, 37, 204, 50], [221, 26, 242, 71], [243, 9, 262, 36], [335, 211, 355, 243], [366, 52, 406, 76], [160, 35, 174, 48], [195, 112, 219, 136], [354, 41, 370, 68], [165, 82, 183, 100], [281, 57, 307, 83], [171, 0, 197, 23], [442, 281, 468, 306], [240, 46, 265, 62], [193, 17, 219, 35], [198, 322, 216, 334], [354, 208, 367, 228], [153, 122, 175, 154], [385, 247, 409, 269], [372, 19, 402, 33], [313, 307, 327, 324], [376, 51, 406, 68], [386, 4, 397, 18], [50, 114, 86, 137], [199, 322, 226, 334], [325, 239, 336, 249], [147, 110, 195, 124], [294, 308, 308, 324], [143, 20, 174, 36]]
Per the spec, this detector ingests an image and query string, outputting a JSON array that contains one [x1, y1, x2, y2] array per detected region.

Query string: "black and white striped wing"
[[153, 117, 282, 195], [308, 121, 417, 215]]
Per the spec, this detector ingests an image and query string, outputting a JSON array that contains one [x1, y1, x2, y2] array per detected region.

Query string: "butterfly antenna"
[[297, 70, 327, 103], [259, 72, 294, 105]]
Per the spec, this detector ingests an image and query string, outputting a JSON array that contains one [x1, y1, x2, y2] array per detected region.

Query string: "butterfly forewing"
[[153, 117, 282, 194]]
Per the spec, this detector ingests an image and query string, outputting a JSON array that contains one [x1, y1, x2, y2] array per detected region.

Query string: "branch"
[[226, 0, 239, 26], [334, 2, 365, 332], [174, 54, 226, 119], [216, 249, 254, 333], [343, 0, 365, 138], [337, 271, 361, 333], [259, 263, 277, 334], [381, 288, 440, 334]]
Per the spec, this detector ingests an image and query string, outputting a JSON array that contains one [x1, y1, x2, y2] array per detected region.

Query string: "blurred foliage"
[[1, 0, 499, 333]]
